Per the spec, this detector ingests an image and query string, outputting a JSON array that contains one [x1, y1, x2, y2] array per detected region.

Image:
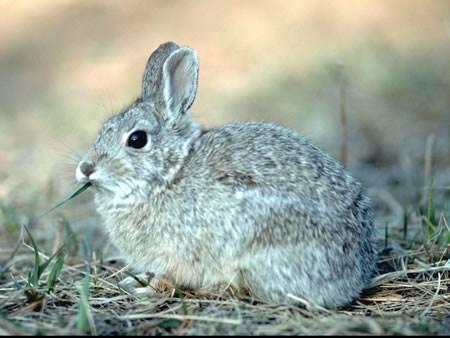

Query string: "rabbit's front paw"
[[118, 272, 157, 296], [118, 272, 176, 297]]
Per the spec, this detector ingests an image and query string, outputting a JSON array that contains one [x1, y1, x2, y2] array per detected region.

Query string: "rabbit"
[[76, 41, 378, 309]]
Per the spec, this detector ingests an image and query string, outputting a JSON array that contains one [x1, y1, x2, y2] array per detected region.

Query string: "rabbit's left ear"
[[160, 47, 199, 119], [142, 41, 180, 102]]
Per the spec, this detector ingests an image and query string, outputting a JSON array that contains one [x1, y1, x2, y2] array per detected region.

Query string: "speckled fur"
[[77, 42, 378, 308]]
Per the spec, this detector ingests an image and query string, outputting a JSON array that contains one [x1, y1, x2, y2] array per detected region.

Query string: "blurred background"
[[0, 0, 449, 244]]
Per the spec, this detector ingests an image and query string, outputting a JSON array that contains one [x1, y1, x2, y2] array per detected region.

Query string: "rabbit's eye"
[[127, 130, 148, 149]]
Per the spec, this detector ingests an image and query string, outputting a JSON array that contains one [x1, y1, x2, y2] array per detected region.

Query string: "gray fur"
[[76, 41, 378, 308]]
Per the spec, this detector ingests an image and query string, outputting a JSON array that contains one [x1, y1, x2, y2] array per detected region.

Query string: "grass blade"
[[62, 219, 79, 256], [35, 182, 91, 221], [427, 187, 437, 227], [23, 225, 41, 288], [122, 270, 150, 287], [38, 244, 65, 278], [77, 266, 95, 335], [24, 225, 71, 290], [47, 245, 67, 292], [22, 183, 91, 290]]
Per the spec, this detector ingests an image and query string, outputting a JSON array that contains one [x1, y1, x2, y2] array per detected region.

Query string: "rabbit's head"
[[76, 42, 202, 202]]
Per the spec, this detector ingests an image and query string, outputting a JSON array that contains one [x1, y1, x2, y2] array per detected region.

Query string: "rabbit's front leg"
[[118, 272, 173, 296]]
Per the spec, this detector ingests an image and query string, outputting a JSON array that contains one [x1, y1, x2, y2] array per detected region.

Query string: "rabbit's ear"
[[142, 41, 180, 101], [160, 47, 199, 119], [142, 42, 199, 121]]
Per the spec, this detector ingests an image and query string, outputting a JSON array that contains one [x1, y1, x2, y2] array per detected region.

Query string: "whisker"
[[48, 137, 84, 162], [59, 154, 80, 167]]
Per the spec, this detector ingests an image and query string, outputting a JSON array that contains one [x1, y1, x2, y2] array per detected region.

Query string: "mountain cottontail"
[[76, 41, 377, 308]]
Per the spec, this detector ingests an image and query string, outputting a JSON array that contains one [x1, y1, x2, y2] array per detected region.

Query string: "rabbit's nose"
[[80, 161, 95, 177]]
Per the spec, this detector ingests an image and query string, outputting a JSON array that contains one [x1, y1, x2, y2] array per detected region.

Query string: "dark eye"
[[127, 130, 148, 149]]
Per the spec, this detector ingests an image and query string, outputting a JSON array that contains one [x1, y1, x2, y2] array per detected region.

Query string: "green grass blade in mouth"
[[35, 182, 92, 221]]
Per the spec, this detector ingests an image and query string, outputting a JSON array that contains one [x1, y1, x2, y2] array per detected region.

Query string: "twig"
[[420, 272, 441, 317], [119, 313, 242, 325], [368, 263, 450, 288], [423, 133, 435, 203], [286, 293, 332, 314]]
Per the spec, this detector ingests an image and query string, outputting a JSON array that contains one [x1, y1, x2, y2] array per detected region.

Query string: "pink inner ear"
[[171, 55, 195, 98], [171, 57, 190, 93], [163, 49, 198, 115]]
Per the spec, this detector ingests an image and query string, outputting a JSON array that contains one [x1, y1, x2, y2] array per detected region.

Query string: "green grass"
[[22, 224, 69, 302], [77, 265, 94, 335]]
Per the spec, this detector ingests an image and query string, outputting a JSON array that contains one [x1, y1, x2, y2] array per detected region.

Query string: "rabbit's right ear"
[[142, 41, 199, 122]]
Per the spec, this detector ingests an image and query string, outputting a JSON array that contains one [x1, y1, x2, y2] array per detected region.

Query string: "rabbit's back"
[[189, 122, 361, 210]]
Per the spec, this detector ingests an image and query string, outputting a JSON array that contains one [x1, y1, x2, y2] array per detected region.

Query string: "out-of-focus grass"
[[76, 265, 94, 335]]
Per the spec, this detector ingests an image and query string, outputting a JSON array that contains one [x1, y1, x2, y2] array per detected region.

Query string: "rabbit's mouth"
[[76, 163, 104, 187], [75, 170, 110, 195], [87, 175, 137, 197], [85, 181, 117, 198]]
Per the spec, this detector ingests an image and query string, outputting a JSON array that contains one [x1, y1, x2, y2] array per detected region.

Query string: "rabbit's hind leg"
[[238, 246, 357, 308]]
